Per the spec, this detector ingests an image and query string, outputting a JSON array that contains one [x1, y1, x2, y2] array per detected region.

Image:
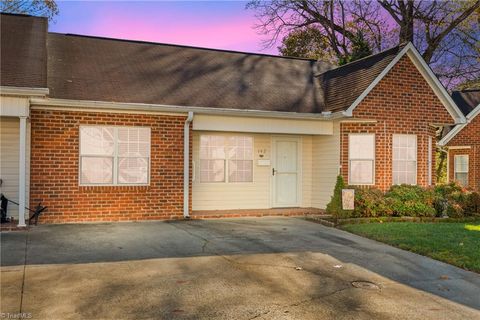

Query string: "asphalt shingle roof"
[[0, 13, 47, 88], [46, 33, 326, 113]]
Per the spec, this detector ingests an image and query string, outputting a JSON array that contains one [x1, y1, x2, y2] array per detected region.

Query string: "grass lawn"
[[340, 221, 480, 273]]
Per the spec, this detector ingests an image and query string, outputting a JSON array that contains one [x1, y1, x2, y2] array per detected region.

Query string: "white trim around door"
[[271, 136, 302, 208]]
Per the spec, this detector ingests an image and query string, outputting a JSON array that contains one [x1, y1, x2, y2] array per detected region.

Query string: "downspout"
[[183, 112, 194, 218]]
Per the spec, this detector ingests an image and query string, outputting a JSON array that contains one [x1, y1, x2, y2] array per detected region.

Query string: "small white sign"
[[257, 159, 271, 166], [342, 189, 355, 210]]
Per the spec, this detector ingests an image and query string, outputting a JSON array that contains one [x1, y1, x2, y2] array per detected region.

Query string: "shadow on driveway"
[[1, 217, 479, 312]]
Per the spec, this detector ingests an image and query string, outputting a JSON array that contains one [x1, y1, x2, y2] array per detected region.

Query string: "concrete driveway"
[[1, 217, 479, 319]]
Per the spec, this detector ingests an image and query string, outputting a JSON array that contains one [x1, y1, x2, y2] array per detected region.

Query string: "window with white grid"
[[199, 135, 253, 183], [79, 126, 150, 185], [454, 155, 468, 186], [199, 135, 226, 183], [393, 134, 417, 185], [349, 134, 375, 185], [228, 136, 253, 182]]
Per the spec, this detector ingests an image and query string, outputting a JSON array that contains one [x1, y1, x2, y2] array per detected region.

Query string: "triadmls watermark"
[[0, 313, 32, 319]]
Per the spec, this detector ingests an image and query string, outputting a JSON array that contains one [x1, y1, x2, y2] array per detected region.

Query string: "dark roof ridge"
[[0, 12, 47, 19], [47, 32, 318, 62], [315, 43, 405, 77], [453, 88, 480, 93]]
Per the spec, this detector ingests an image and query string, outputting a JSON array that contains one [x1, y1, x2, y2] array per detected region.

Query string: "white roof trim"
[[0, 86, 49, 97], [30, 97, 347, 120], [439, 104, 480, 146], [344, 42, 466, 125]]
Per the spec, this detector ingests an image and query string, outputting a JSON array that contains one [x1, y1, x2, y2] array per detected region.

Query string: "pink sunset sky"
[[50, 1, 279, 54]]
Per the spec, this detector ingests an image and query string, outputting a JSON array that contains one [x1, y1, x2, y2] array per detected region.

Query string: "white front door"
[[272, 137, 300, 207]]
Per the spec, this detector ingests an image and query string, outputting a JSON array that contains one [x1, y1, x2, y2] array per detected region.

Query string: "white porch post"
[[18, 116, 27, 227]]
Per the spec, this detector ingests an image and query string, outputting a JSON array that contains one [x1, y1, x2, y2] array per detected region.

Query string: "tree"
[[326, 175, 351, 218], [247, 0, 480, 88], [338, 31, 373, 65], [278, 27, 336, 61], [456, 78, 480, 90], [1, 0, 58, 20]]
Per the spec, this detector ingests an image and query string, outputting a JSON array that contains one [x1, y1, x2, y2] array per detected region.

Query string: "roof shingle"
[[0, 13, 47, 88], [47, 33, 326, 113]]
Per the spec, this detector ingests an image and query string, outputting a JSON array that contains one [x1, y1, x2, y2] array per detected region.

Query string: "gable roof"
[[338, 43, 466, 123], [0, 13, 48, 88], [318, 45, 403, 113], [439, 89, 480, 146]]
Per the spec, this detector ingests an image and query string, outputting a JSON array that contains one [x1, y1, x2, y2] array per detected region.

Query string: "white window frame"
[[392, 134, 417, 185], [428, 136, 432, 186], [199, 134, 254, 184], [348, 133, 375, 186], [79, 126, 151, 186], [454, 155, 469, 186]]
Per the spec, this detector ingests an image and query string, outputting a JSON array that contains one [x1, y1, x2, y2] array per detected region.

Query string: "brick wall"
[[30, 109, 191, 223], [340, 56, 455, 191], [447, 114, 480, 190]]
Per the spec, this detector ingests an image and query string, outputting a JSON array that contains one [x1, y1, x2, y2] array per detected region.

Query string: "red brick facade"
[[447, 113, 480, 190], [27, 56, 461, 223], [340, 56, 455, 191], [30, 109, 192, 223]]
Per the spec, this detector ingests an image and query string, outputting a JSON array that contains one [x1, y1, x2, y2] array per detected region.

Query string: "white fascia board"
[[0, 86, 49, 97], [439, 104, 480, 146], [29, 97, 347, 120], [344, 42, 467, 125], [405, 45, 466, 124]]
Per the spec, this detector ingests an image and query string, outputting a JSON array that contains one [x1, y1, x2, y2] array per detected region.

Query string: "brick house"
[[0, 13, 466, 225], [439, 90, 480, 190]]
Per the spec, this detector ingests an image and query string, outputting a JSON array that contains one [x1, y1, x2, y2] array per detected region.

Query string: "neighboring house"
[[439, 89, 480, 190], [0, 13, 466, 225]]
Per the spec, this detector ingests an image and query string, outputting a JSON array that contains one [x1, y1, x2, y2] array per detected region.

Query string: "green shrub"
[[326, 175, 354, 218], [434, 182, 463, 198], [353, 188, 393, 217], [386, 185, 436, 217], [434, 182, 479, 217], [465, 192, 480, 216], [446, 202, 464, 218]]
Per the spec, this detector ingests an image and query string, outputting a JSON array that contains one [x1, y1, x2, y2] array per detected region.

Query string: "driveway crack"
[[19, 228, 29, 313], [168, 222, 210, 253]]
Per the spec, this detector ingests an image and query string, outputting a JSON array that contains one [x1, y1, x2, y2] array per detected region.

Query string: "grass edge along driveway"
[[340, 221, 480, 273]]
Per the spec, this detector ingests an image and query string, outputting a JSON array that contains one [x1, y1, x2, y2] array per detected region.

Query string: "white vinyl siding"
[[311, 120, 340, 209], [0, 117, 30, 220], [393, 134, 417, 185], [79, 126, 150, 185], [193, 132, 321, 210], [193, 122, 339, 211], [454, 155, 468, 186], [348, 134, 375, 185]]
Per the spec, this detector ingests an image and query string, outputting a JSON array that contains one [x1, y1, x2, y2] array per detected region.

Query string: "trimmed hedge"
[[326, 176, 480, 219]]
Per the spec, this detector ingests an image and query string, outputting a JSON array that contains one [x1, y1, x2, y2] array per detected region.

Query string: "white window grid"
[[454, 155, 469, 186], [79, 126, 151, 186], [199, 135, 253, 183], [392, 134, 417, 185], [348, 134, 375, 185]]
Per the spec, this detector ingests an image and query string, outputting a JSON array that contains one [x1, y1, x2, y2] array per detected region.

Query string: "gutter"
[[0, 86, 49, 97], [29, 97, 347, 120], [183, 112, 194, 218]]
